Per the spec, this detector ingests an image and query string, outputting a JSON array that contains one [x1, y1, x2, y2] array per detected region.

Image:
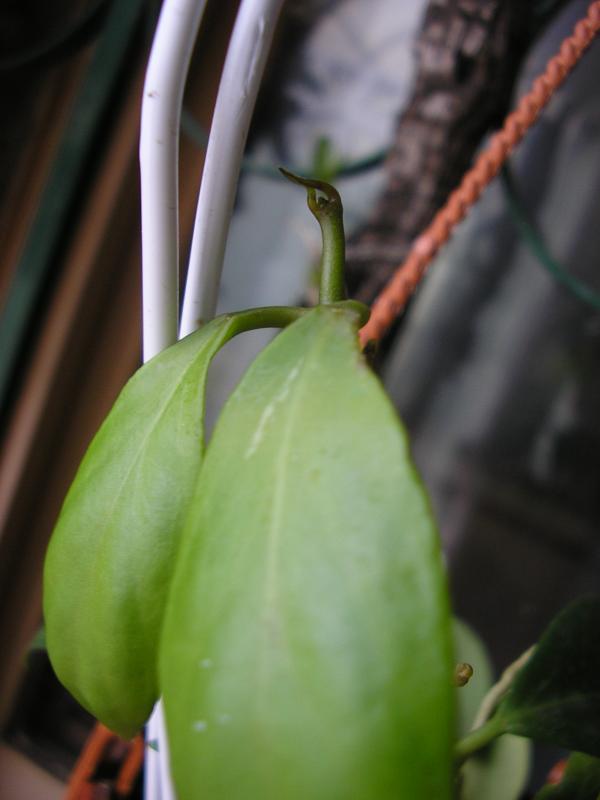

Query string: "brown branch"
[[360, 0, 600, 347]]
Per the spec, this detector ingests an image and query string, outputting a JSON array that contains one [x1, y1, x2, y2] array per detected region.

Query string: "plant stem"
[[471, 645, 534, 730], [316, 195, 345, 304], [279, 169, 346, 305], [226, 302, 369, 339], [454, 714, 506, 762], [334, 299, 371, 327], [229, 306, 307, 336]]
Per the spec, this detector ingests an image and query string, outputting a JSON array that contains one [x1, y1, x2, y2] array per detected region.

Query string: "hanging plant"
[[43, 173, 600, 799]]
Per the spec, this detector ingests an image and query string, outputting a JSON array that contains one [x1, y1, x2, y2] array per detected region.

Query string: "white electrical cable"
[[179, 0, 286, 337], [140, 0, 209, 362], [145, 700, 176, 800], [144, 711, 161, 799], [157, 701, 176, 797], [140, 2, 209, 797], [140, 0, 285, 796]]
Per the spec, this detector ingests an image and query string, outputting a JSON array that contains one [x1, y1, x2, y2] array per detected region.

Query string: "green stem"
[[334, 299, 370, 327], [221, 301, 368, 342], [316, 197, 345, 304], [279, 168, 346, 305], [455, 714, 506, 762], [228, 305, 307, 336]]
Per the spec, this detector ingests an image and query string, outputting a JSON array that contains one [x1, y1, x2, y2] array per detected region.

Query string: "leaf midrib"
[[256, 321, 332, 716]]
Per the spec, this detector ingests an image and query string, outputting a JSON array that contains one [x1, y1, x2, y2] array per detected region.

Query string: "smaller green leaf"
[[44, 315, 237, 737], [497, 597, 600, 757], [534, 753, 600, 799], [453, 618, 493, 737], [454, 619, 531, 800], [44, 307, 303, 737], [460, 735, 530, 800]]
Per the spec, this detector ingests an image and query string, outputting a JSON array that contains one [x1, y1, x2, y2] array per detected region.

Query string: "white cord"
[[140, 0, 209, 362], [179, 0, 286, 336], [140, 2, 209, 797], [140, 1, 285, 796], [144, 710, 161, 799], [156, 701, 176, 797], [145, 700, 176, 799]]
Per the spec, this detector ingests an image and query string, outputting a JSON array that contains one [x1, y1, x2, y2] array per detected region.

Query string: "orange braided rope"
[[65, 723, 114, 800], [360, 0, 600, 346], [66, 721, 144, 799], [115, 734, 145, 797]]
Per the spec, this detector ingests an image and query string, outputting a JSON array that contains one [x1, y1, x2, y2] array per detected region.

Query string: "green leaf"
[[535, 753, 600, 799], [43, 314, 240, 737], [160, 306, 454, 799], [453, 620, 531, 800], [497, 597, 600, 757], [453, 619, 494, 737], [460, 735, 531, 800]]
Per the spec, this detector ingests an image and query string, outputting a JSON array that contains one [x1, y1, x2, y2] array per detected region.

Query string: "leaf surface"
[[460, 734, 530, 800], [454, 619, 531, 800], [44, 315, 238, 737], [161, 306, 454, 799], [454, 618, 493, 737], [497, 598, 600, 757]]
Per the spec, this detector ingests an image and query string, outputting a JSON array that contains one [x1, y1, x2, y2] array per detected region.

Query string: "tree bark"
[[346, 0, 533, 304]]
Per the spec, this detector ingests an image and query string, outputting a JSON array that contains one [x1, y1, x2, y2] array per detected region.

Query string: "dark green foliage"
[[497, 598, 600, 758]]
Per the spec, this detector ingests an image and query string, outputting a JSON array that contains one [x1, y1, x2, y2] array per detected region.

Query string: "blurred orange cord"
[[63, 1, 600, 797], [360, 0, 600, 347], [546, 757, 568, 785], [66, 723, 144, 799], [115, 735, 145, 796]]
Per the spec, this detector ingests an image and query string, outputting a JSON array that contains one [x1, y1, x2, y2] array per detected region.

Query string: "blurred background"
[[0, 0, 598, 796]]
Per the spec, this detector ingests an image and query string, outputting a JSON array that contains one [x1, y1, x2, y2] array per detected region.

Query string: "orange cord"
[[115, 734, 145, 797], [360, 0, 600, 346], [65, 722, 144, 799], [65, 723, 114, 800]]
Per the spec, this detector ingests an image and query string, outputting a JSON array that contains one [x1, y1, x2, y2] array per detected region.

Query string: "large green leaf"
[[43, 314, 240, 738], [160, 306, 454, 799], [496, 598, 600, 757], [535, 753, 600, 799]]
